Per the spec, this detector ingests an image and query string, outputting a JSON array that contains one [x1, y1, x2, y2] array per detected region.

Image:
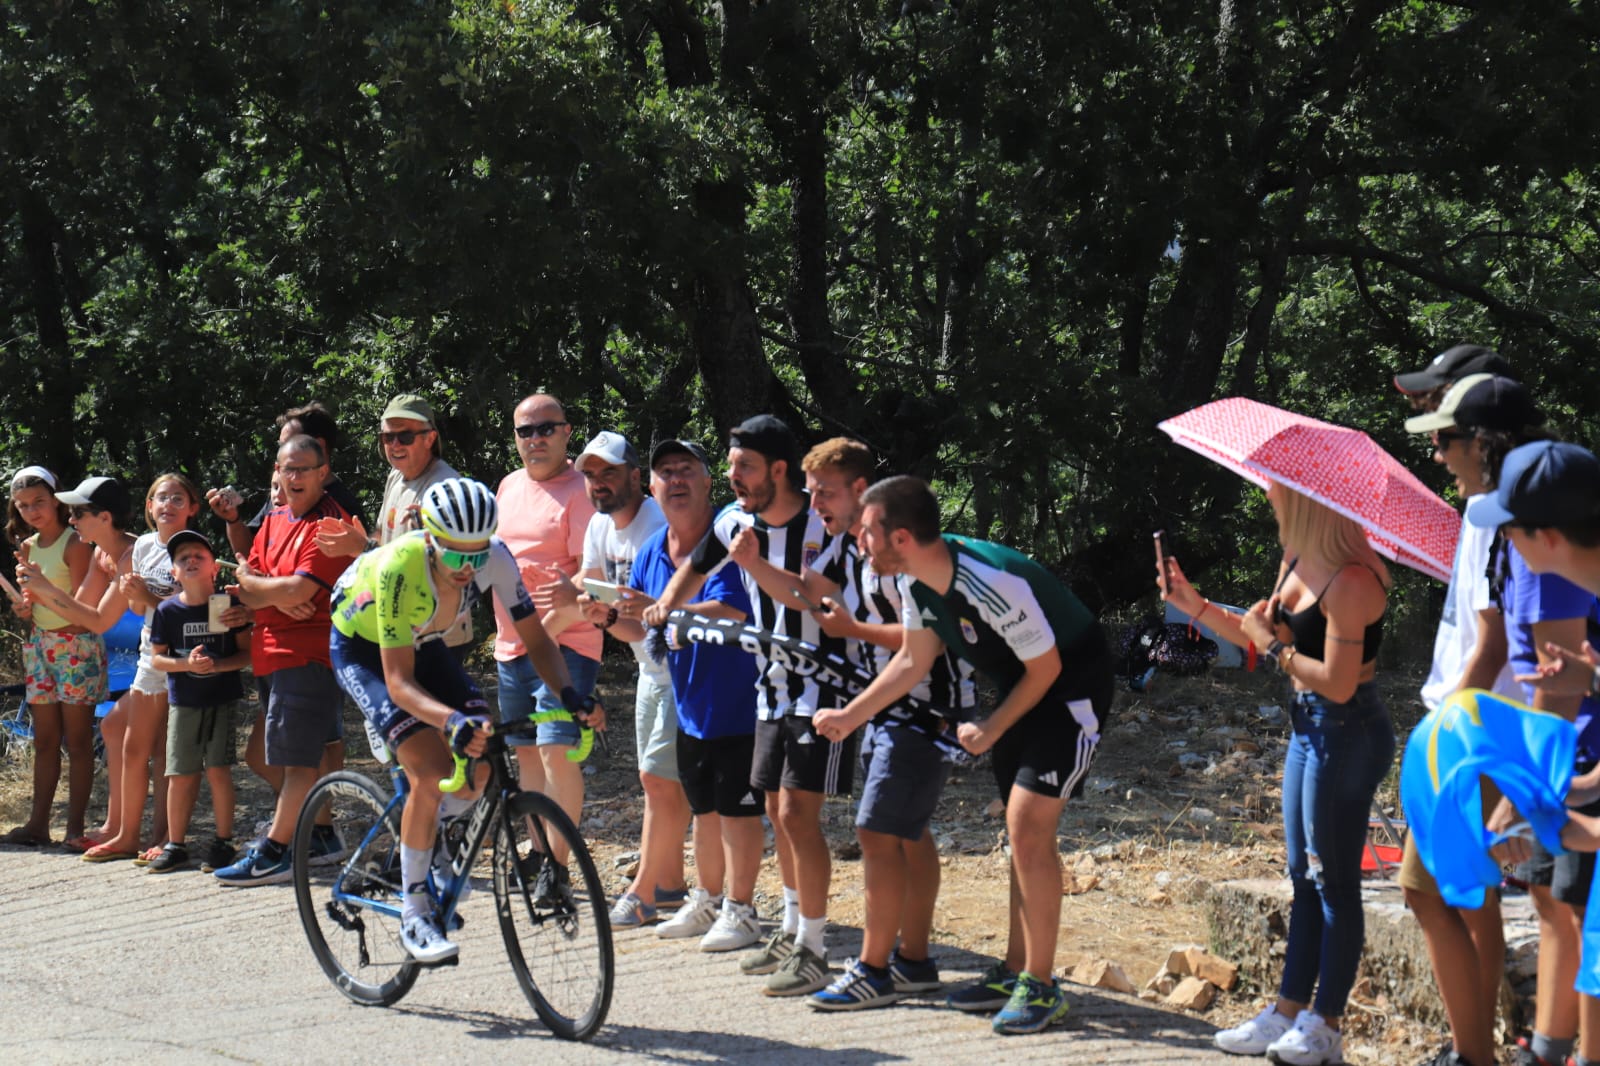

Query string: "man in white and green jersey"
[[815, 475, 1112, 1035]]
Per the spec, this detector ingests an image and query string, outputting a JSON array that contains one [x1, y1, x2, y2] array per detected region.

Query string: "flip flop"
[[81, 846, 138, 863], [60, 835, 98, 853], [0, 826, 51, 847]]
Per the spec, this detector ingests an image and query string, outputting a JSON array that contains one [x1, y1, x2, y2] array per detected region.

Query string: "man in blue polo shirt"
[[614, 440, 766, 954]]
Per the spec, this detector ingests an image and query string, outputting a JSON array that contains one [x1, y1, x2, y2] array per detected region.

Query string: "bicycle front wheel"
[[493, 790, 613, 1040], [293, 770, 419, 1006]]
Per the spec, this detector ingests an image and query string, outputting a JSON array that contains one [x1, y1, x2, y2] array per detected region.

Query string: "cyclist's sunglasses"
[[514, 420, 568, 440], [438, 547, 490, 572], [379, 429, 432, 446]]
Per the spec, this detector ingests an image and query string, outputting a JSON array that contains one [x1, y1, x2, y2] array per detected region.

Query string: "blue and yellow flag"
[[1399, 689, 1574, 909]]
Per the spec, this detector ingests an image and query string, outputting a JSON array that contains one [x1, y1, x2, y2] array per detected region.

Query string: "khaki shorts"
[[1398, 775, 1503, 896]]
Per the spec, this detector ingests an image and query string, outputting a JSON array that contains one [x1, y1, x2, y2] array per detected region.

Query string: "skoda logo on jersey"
[[803, 540, 821, 568], [959, 618, 978, 644]]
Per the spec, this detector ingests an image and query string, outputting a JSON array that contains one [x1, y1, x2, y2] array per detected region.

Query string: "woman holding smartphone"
[[1157, 484, 1395, 1066]]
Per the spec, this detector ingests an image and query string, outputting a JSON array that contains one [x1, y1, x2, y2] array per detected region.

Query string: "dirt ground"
[[0, 644, 1466, 1064]]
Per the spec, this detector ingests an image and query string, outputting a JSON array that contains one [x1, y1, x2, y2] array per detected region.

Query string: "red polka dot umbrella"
[[1158, 397, 1459, 583]]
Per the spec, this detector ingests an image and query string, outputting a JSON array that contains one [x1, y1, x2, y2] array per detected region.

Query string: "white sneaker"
[[700, 898, 762, 953], [1266, 1011, 1341, 1065], [657, 888, 720, 940], [1214, 1005, 1294, 1055], [400, 913, 459, 965]]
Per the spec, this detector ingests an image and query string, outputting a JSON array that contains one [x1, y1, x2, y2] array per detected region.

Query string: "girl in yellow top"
[[3, 466, 99, 847]]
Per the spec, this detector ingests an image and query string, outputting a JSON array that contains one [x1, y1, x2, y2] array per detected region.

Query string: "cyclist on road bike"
[[329, 477, 604, 963]]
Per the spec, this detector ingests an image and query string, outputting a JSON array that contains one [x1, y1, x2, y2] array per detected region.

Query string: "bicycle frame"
[[327, 736, 524, 929]]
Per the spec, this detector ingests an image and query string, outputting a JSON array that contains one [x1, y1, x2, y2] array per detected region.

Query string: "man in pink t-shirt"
[[495, 393, 601, 847]]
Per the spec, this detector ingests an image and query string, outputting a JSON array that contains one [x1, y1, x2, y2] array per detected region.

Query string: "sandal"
[[0, 826, 51, 847], [81, 845, 138, 863], [60, 835, 98, 853], [131, 844, 166, 868]]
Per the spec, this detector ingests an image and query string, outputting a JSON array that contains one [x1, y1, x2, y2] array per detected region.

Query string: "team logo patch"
[[959, 618, 978, 644], [803, 540, 821, 568]]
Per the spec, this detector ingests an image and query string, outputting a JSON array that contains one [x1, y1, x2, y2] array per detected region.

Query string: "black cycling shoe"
[[533, 859, 573, 910]]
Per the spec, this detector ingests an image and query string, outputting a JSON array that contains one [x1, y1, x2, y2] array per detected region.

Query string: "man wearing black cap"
[[1399, 373, 1542, 1066], [1393, 344, 1513, 405], [613, 440, 767, 952], [644, 414, 845, 998]]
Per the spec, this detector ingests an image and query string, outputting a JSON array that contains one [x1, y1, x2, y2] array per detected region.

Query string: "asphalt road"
[[0, 846, 1242, 1064]]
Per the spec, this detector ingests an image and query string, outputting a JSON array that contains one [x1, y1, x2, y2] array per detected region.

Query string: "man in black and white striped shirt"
[[739, 438, 976, 1012], [643, 415, 846, 998]]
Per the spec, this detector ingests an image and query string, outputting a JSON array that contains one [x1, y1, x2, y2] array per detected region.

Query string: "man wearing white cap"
[[546, 431, 683, 926]]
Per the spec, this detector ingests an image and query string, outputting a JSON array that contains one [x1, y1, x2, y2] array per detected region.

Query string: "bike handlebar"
[[438, 709, 597, 793]]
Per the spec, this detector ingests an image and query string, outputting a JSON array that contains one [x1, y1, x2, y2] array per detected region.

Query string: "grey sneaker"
[[764, 943, 830, 997], [740, 929, 795, 976]]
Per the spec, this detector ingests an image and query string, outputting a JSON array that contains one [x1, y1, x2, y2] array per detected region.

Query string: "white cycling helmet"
[[419, 478, 498, 541]]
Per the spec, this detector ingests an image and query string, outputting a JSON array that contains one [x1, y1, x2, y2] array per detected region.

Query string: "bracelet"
[[1246, 641, 1258, 672], [602, 606, 619, 629], [1266, 639, 1286, 661], [1281, 646, 1298, 672]]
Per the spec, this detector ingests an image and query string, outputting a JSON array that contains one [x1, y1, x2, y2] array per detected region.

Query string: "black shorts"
[[751, 716, 856, 796], [1514, 766, 1600, 907], [677, 732, 765, 818], [991, 638, 1114, 802]]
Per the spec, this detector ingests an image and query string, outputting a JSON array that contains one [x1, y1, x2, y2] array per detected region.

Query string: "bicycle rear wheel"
[[293, 771, 419, 1006], [493, 790, 613, 1040]]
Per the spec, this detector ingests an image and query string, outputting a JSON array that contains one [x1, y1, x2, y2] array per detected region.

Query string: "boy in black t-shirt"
[[148, 530, 252, 873]]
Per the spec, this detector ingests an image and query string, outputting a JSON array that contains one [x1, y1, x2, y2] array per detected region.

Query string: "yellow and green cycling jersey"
[[331, 531, 535, 649]]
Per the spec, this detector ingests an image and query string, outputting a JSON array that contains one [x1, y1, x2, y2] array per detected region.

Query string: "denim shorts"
[[496, 646, 599, 748]]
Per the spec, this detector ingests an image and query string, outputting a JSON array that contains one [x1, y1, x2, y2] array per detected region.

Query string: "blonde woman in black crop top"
[[1159, 480, 1395, 1066]]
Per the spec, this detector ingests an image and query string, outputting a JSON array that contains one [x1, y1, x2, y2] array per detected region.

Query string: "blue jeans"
[[496, 646, 599, 748], [1279, 682, 1395, 1016]]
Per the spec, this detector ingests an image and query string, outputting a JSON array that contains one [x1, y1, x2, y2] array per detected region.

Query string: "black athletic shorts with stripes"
[[990, 628, 1115, 802], [751, 715, 856, 796]]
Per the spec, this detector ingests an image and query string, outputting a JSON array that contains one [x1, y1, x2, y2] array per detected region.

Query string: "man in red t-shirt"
[[214, 434, 354, 886]]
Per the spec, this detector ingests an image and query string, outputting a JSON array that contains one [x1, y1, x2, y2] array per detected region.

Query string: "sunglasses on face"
[[379, 429, 432, 446], [1433, 429, 1470, 449], [515, 421, 568, 440], [69, 505, 105, 520], [437, 547, 491, 572]]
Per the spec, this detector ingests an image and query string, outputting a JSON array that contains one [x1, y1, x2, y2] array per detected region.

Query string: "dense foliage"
[[5, 1, 1599, 612]]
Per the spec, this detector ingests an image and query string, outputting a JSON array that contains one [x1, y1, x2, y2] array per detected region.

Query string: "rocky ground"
[[1, 643, 1510, 1063]]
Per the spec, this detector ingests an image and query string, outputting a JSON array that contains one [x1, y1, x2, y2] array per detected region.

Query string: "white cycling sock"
[[401, 845, 432, 921], [781, 886, 800, 936], [796, 914, 826, 957], [438, 793, 473, 821]]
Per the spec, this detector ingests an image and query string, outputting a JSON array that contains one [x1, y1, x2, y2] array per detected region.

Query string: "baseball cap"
[[381, 394, 436, 426], [576, 430, 639, 474], [1404, 374, 1542, 435], [729, 414, 801, 469], [1467, 441, 1600, 529], [1393, 344, 1513, 395], [10, 465, 57, 492], [165, 529, 216, 561], [649, 439, 711, 470], [55, 476, 131, 519]]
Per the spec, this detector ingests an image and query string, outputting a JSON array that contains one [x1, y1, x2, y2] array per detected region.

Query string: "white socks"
[[781, 886, 800, 936], [401, 844, 431, 921], [797, 914, 826, 957]]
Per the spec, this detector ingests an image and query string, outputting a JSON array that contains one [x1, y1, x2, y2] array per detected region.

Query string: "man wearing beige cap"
[[319, 394, 475, 649]]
